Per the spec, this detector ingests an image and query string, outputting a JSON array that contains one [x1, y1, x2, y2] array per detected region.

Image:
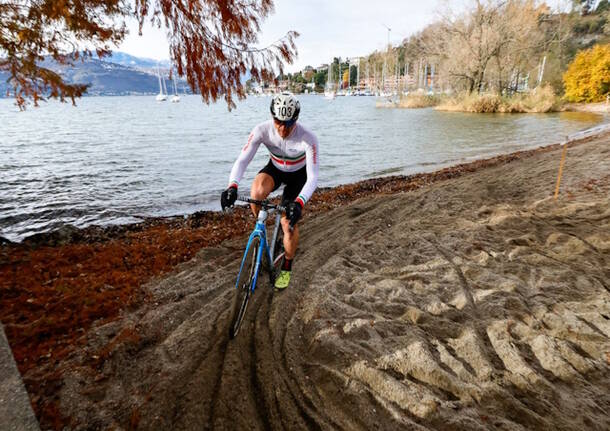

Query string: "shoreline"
[[1, 129, 609, 427], [0, 144, 575, 248], [565, 101, 610, 113], [4, 122, 609, 248]]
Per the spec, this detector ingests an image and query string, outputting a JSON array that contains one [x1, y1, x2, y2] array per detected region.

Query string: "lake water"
[[0, 95, 605, 242]]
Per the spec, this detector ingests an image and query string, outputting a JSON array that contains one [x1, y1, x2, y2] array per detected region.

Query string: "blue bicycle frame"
[[234, 199, 284, 293], [235, 211, 271, 293], [228, 197, 286, 338]]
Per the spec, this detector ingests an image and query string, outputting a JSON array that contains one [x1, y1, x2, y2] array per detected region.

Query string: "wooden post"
[[554, 142, 568, 199]]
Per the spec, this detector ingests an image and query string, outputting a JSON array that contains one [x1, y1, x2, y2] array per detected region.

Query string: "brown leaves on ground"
[[1, 211, 253, 374]]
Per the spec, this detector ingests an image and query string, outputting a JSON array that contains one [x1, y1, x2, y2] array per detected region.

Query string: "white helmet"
[[270, 92, 300, 122]]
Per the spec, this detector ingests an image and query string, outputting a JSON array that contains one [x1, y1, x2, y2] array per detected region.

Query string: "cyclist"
[[221, 92, 319, 289]]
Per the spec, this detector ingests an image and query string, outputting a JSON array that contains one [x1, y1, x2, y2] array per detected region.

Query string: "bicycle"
[[227, 196, 287, 338]]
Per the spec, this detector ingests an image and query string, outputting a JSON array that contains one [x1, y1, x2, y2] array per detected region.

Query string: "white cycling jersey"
[[228, 120, 319, 206]]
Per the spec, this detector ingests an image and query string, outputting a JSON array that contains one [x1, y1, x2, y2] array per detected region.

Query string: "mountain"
[[0, 51, 255, 98], [98, 52, 171, 71], [0, 53, 184, 97]]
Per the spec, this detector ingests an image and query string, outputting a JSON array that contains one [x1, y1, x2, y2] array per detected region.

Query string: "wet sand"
[[1, 132, 609, 429]]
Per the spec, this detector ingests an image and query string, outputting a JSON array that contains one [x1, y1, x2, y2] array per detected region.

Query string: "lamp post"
[[381, 24, 391, 93], [382, 23, 391, 50]]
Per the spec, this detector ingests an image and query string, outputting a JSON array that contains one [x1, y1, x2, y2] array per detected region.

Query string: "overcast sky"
[[118, 0, 568, 72]]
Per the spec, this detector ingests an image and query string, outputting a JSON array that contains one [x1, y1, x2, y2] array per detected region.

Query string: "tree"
[[0, 0, 298, 109], [341, 68, 349, 89], [573, 0, 596, 15], [350, 64, 357, 87], [302, 69, 314, 82], [423, 0, 546, 94], [424, 1, 510, 93], [563, 43, 610, 102], [313, 69, 326, 88], [598, 0, 610, 13], [486, 1, 544, 95]]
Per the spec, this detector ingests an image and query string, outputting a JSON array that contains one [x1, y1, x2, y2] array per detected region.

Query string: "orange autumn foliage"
[[563, 44, 610, 103], [0, 0, 298, 109]]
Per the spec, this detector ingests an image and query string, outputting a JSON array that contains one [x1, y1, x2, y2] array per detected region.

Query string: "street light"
[[381, 24, 391, 94], [382, 23, 391, 49]]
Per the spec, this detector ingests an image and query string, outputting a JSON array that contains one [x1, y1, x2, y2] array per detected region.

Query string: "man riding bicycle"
[[221, 92, 319, 289]]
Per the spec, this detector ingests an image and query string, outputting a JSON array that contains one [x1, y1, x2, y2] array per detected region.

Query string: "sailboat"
[[155, 67, 167, 101], [162, 75, 168, 99], [324, 62, 336, 100], [171, 74, 180, 103]]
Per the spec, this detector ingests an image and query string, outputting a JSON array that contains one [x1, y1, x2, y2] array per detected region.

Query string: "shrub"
[[398, 93, 441, 108], [472, 94, 502, 113], [510, 85, 561, 112], [436, 93, 479, 112], [563, 44, 610, 103], [436, 85, 560, 113]]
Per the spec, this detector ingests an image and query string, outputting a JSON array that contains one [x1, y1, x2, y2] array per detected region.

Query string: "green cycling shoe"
[[274, 270, 292, 290]]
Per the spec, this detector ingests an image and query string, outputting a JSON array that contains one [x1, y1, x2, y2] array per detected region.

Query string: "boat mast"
[[336, 61, 339, 90], [157, 67, 163, 94]]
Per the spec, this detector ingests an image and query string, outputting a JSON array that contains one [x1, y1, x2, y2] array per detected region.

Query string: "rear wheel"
[[229, 237, 259, 338]]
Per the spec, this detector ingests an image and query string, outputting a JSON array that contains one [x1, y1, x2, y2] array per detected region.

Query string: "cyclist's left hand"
[[286, 201, 302, 227]]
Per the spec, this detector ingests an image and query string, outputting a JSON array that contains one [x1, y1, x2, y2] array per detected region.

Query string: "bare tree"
[[0, 0, 298, 109], [423, 0, 546, 94], [486, 1, 545, 94]]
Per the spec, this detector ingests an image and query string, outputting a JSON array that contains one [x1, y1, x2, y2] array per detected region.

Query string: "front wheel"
[[229, 237, 259, 338]]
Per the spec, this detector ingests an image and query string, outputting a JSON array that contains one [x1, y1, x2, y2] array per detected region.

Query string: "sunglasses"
[[273, 118, 296, 128]]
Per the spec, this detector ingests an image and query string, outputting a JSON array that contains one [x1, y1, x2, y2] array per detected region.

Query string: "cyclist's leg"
[[280, 216, 299, 260], [280, 165, 307, 260], [275, 217, 298, 288], [250, 173, 274, 216], [251, 160, 281, 216]]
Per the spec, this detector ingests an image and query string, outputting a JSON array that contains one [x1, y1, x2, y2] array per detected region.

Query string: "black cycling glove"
[[286, 201, 303, 227], [221, 186, 237, 210]]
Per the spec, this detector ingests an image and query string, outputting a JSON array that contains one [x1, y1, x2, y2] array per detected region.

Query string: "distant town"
[[246, 56, 427, 96]]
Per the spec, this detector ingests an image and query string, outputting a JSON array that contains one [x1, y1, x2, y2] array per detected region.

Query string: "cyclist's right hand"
[[221, 186, 237, 210]]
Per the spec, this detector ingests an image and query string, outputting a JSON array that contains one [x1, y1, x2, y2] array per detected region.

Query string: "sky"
[[118, 0, 569, 73]]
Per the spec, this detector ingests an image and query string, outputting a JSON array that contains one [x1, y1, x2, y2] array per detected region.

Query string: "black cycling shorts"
[[258, 159, 307, 204]]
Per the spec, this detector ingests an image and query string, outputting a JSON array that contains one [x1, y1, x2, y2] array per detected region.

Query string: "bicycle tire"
[[229, 237, 259, 338]]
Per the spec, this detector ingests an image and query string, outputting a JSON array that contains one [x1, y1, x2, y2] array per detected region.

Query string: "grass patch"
[[398, 93, 442, 108], [437, 85, 562, 113]]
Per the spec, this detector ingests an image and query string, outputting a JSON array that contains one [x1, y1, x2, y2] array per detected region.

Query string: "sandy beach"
[[2, 131, 609, 429], [565, 102, 610, 114]]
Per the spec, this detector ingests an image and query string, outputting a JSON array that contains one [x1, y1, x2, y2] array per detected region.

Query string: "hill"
[[100, 52, 171, 71], [0, 53, 182, 98]]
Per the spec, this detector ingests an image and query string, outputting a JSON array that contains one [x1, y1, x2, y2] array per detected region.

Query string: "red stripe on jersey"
[[270, 154, 306, 165]]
